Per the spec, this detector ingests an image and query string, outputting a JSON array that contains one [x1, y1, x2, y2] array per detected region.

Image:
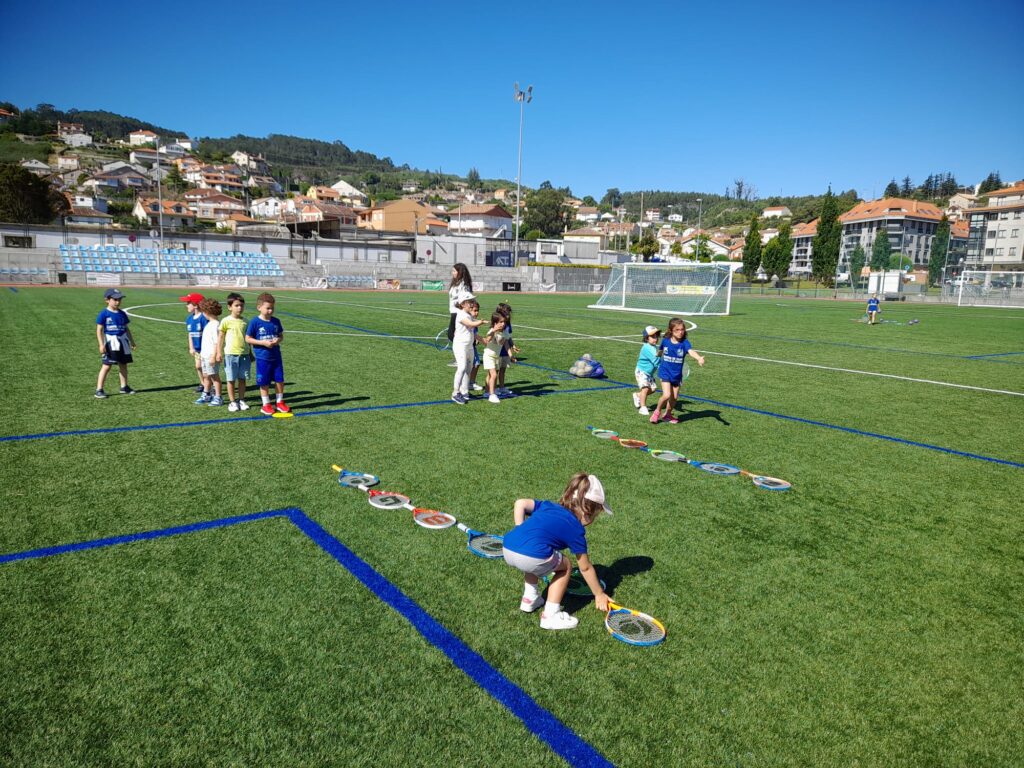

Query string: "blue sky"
[[2, 0, 1022, 200]]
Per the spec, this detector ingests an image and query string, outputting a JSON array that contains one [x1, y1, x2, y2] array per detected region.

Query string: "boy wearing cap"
[[95, 289, 136, 398], [180, 292, 209, 397], [633, 325, 662, 416], [502, 472, 612, 631]]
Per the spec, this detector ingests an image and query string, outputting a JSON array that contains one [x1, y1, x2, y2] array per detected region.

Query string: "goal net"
[[945, 270, 1024, 308], [588, 263, 734, 315]]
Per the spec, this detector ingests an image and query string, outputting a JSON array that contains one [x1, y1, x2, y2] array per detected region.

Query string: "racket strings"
[[469, 534, 504, 557], [607, 610, 666, 643]]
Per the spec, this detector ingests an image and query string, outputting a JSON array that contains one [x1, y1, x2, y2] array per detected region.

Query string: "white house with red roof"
[[129, 129, 158, 146], [762, 206, 792, 219], [446, 204, 513, 238]]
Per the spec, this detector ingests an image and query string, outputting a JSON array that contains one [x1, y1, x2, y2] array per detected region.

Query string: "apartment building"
[[965, 182, 1024, 268], [838, 198, 943, 269], [791, 219, 817, 272]]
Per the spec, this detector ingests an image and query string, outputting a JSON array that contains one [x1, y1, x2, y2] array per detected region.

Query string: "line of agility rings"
[[585, 427, 792, 491]]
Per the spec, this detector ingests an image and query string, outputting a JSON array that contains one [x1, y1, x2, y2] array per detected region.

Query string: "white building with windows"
[[965, 182, 1024, 268], [446, 205, 513, 238], [838, 198, 943, 270]]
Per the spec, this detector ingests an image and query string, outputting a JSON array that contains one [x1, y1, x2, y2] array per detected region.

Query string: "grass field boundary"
[[0, 506, 615, 768]]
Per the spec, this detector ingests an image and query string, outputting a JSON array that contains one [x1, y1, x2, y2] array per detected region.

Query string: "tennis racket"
[[586, 426, 619, 440], [617, 438, 648, 449], [682, 361, 691, 381], [456, 523, 504, 559], [331, 465, 380, 490], [605, 601, 666, 647], [367, 489, 412, 509], [739, 470, 792, 491], [435, 327, 451, 351], [694, 462, 741, 476], [411, 507, 457, 529]]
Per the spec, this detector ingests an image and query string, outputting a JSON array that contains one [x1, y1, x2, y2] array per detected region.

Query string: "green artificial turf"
[[1, 287, 1022, 767]]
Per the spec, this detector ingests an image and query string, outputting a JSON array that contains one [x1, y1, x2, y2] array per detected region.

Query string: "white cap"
[[584, 474, 613, 515], [644, 325, 661, 337]]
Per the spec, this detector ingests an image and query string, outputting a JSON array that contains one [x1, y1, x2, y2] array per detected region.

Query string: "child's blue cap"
[[104, 289, 124, 299]]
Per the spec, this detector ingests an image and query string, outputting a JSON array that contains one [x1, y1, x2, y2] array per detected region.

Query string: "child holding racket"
[[650, 317, 704, 424], [245, 293, 290, 415], [633, 324, 661, 416], [451, 296, 486, 404], [502, 472, 612, 630]]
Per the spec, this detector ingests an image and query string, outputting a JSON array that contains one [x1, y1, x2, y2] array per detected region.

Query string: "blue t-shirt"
[[500, 320, 512, 357], [636, 343, 661, 375], [185, 312, 208, 352], [246, 316, 283, 361], [867, 298, 880, 312], [96, 308, 129, 336], [502, 500, 588, 558], [659, 337, 691, 382]]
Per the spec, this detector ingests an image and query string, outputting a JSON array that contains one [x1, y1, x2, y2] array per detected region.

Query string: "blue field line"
[[0, 507, 614, 768], [965, 351, 1024, 359], [8, 287, 18, 293], [682, 394, 1024, 469]]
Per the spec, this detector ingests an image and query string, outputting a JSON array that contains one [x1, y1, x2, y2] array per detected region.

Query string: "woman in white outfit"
[[451, 297, 485, 404]]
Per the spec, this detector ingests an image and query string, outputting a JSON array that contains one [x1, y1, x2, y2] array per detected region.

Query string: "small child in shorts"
[[217, 292, 251, 412], [197, 298, 223, 406], [633, 325, 661, 416], [94, 288, 136, 398]]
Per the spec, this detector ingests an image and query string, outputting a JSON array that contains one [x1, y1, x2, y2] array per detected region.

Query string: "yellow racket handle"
[[331, 464, 344, 474]]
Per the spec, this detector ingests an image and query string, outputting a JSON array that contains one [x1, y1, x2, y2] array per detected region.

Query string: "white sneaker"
[[228, 400, 239, 412], [520, 594, 545, 613], [540, 610, 578, 630], [632, 392, 641, 409], [470, 383, 484, 391], [237, 400, 250, 411], [488, 394, 501, 404], [639, 406, 650, 416]]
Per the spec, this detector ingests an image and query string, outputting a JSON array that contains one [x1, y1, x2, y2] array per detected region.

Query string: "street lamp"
[[696, 198, 703, 260], [513, 82, 532, 264]]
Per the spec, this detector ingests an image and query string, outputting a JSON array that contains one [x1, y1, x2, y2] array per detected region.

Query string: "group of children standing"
[[451, 296, 518, 405], [93, 289, 289, 416], [633, 317, 706, 423]]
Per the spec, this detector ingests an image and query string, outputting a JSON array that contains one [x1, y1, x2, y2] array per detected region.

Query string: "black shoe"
[[95, 389, 108, 399], [120, 386, 136, 395]]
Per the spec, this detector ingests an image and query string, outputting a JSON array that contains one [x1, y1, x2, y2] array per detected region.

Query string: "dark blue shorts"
[[255, 357, 284, 386]]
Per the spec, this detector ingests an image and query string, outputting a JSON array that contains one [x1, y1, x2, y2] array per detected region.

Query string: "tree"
[[978, 171, 1003, 195], [538, 180, 553, 190], [889, 253, 908, 271], [581, 195, 597, 207], [770, 219, 793, 278], [849, 245, 866, 290], [761, 238, 784, 278], [929, 216, 950, 286], [870, 227, 892, 270], [0, 164, 68, 224], [466, 167, 481, 189], [693, 234, 713, 263], [670, 241, 683, 258], [900, 176, 913, 196], [523, 187, 570, 237], [165, 165, 185, 194], [630, 229, 660, 261], [884, 179, 900, 198], [811, 189, 841, 284], [742, 215, 762, 278], [601, 188, 622, 208]]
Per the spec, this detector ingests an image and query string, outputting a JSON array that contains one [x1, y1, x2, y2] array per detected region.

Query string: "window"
[[1011, 247, 1018, 257], [1012, 230, 1019, 238], [988, 231, 997, 238], [996, 248, 1004, 256], [3, 235, 32, 248], [986, 248, 994, 256]]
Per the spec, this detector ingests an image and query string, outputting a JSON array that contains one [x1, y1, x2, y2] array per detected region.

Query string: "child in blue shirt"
[[867, 295, 880, 325], [633, 324, 661, 416], [94, 288, 137, 398], [245, 292, 289, 415], [650, 317, 704, 424], [180, 292, 208, 394], [502, 472, 612, 631]]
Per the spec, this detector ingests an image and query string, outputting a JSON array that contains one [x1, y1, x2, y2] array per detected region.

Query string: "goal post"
[[588, 262, 734, 316], [946, 270, 1024, 308]]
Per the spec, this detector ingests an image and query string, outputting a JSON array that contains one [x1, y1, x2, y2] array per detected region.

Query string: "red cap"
[[179, 293, 204, 304]]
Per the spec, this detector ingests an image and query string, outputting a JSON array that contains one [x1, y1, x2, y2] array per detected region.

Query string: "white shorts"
[[201, 357, 221, 376], [502, 548, 563, 577], [483, 349, 500, 370], [635, 369, 657, 390]]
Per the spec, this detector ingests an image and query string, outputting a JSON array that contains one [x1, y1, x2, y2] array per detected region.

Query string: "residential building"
[[69, 194, 107, 213], [445, 204, 514, 238], [177, 138, 196, 151], [762, 206, 792, 219], [401, 181, 419, 193], [158, 143, 188, 160], [575, 206, 599, 223], [791, 220, 817, 273], [186, 193, 248, 221], [84, 166, 149, 192], [102, 160, 147, 175], [760, 228, 779, 244], [250, 197, 285, 219], [129, 148, 161, 165], [20, 159, 51, 176], [132, 198, 196, 230], [946, 192, 977, 222], [246, 175, 283, 195], [230, 151, 269, 174], [728, 239, 745, 262], [57, 155, 80, 171], [129, 129, 158, 146], [600, 221, 639, 240], [64, 206, 113, 226], [462, 190, 486, 205], [644, 208, 662, 222], [57, 121, 85, 137], [667, 213, 683, 223], [677, 230, 731, 258], [965, 182, 1024, 268], [564, 197, 583, 209], [308, 186, 341, 202], [65, 133, 93, 148], [494, 188, 511, 201], [564, 227, 607, 249], [0, 107, 15, 122], [297, 202, 357, 226], [838, 198, 944, 270], [358, 199, 443, 234], [199, 170, 244, 194], [330, 178, 369, 206]]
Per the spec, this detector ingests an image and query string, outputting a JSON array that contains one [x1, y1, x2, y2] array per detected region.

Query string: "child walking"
[[650, 317, 705, 424], [180, 292, 208, 394], [867, 294, 880, 325], [197, 298, 223, 406], [481, 312, 509, 404], [217, 292, 251, 412], [451, 296, 485, 404], [633, 324, 661, 416], [245, 292, 290, 415], [502, 472, 612, 630], [94, 288, 136, 398]]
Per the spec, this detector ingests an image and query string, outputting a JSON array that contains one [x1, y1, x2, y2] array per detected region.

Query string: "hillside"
[[0, 102, 185, 141], [195, 134, 396, 182]]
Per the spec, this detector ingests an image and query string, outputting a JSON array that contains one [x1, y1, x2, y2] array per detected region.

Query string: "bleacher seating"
[[58, 244, 284, 277]]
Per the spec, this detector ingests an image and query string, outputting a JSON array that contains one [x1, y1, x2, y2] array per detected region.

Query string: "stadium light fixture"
[[513, 82, 533, 263]]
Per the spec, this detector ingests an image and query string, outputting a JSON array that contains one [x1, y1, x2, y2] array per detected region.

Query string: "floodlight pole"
[[696, 198, 703, 260], [155, 136, 164, 281], [513, 82, 532, 265]]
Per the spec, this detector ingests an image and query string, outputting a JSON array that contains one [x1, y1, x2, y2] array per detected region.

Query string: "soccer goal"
[[588, 263, 734, 315], [946, 270, 1024, 308]]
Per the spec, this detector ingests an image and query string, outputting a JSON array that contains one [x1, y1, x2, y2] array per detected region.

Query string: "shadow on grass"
[[675, 400, 731, 426], [562, 555, 655, 612], [286, 394, 371, 411]]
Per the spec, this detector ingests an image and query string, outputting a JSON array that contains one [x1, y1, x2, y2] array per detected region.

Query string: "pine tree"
[[900, 176, 913, 196], [884, 179, 900, 198], [930, 216, 950, 286], [870, 226, 892, 270], [742, 215, 762, 279], [811, 190, 840, 284]]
